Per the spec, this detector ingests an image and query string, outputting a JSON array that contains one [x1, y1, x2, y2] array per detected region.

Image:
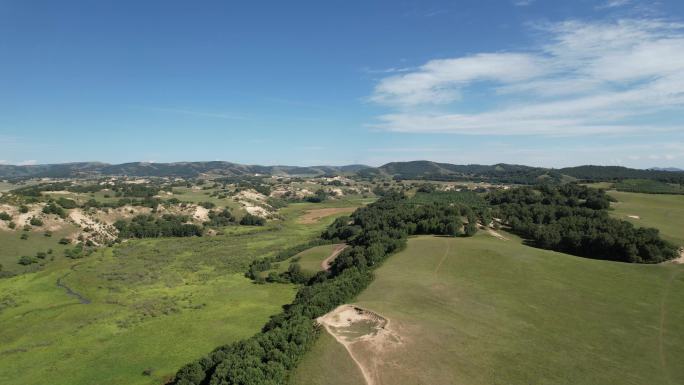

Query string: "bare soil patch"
[[297, 207, 355, 224], [318, 305, 403, 385]]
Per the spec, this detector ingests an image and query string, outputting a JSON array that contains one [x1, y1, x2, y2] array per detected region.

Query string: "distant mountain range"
[[1, 160, 683, 184], [648, 167, 684, 172], [0, 162, 371, 179]]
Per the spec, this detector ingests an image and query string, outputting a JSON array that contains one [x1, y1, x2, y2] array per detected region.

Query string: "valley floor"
[[0, 201, 363, 385]]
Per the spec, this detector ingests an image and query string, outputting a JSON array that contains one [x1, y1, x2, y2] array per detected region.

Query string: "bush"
[[18, 256, 35, 265], [30, 217, 43, 226], [0, 212, 10, 221], [19, 205, 29, 214], [239, 214, 266, 226], [20, 233, 28, 240], [58, 238, 71, 245]]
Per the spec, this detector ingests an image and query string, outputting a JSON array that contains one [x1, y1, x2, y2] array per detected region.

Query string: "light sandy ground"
[[192, 205, 210, 222], [321, 244, 348, 271], [488, 228, 509, 241], [317, 305, 402, 385], [297, 207, 356, 224], [235, 189, 267, 201], [628, 215, 641, 219], [666, 249, 684, 265]]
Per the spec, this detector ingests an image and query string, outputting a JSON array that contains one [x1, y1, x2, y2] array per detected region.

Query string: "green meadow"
[[293, 234, 684, 385], [608, 191, 684, 246], [0, 224, 78, 275], [0, 200, 364, 385]]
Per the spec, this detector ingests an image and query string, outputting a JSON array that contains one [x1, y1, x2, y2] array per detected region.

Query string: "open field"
[[0, 199, 366, 385], [0, 224, 78, 274], [608, 191, 684, 246], [293, 234, 684, 385]]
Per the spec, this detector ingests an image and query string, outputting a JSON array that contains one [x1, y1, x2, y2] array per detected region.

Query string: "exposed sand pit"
[[297, 207, 356, 224], [318, 305, 402, 385]]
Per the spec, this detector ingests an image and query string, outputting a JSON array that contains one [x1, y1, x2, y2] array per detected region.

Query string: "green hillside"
[[293, 234, 684, 385]]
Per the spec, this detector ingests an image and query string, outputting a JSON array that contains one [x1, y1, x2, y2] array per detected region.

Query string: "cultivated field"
[[292, 234, 684, 385], [608, 191, 684, 246], [0, 200, 364, 385]]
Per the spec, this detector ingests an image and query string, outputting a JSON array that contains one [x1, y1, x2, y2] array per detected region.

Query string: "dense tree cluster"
[[114, 214, 203, 239], [488, 185, 679, 263], [170, 193, 477, 385], [239, 214, 266, 226], [205, 209, 235, 227]]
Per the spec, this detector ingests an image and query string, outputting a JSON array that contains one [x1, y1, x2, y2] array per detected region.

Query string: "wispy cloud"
[[368, 18, 684, 136], [18, 160, 38, 166], [597, 0, 631, 9], [513, 0, 535, 7]]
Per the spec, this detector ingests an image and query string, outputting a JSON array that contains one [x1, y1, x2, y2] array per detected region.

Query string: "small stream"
[[56, 271, 91, 304]]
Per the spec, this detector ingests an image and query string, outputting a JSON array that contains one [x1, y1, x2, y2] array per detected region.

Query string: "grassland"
[[0, 224, 78, 274], [0, 199, 366, 385], [292, 234, 684, 385], [608, 191, 684, 246]]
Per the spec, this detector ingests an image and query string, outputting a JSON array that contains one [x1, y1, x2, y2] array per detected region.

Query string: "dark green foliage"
[[488, 184, 679, 263], [0, 212, 10, 221], [200, 201, 216, 209], [56, 197, 78, 209], [29, 217, 43, 226], [305, 189, 329, 203], [239, 214, 266, 226], [19, 205, 29, 214], [18, 256, 36, 265], [115, 215, 203, 239], [64, 243, 91, 259], [205, 209, 235, 227], [560, 165, 684, 184], [58, 237, 71, 245], [42, 203, 67, 218], [20, 233, 28, 240]]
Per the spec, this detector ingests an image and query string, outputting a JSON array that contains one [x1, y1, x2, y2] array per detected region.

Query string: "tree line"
[[488, 184, 679, 263]]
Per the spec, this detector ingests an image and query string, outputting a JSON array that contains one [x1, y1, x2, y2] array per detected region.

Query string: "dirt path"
[[317, 305, 401, 385], [321, 244, 348, 271], [433, 238, 452, 275], [56, 264, 91, 304]]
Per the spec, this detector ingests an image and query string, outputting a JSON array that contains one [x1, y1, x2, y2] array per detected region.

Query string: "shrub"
[[18, 256, 35, 265], [30, 217, 43, 226], [20, 233, 28, 240], [239, 214, 266, 226], [0, 212, 10, 221]]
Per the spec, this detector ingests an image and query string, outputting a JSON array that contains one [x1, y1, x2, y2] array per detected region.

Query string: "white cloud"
[[369, 18, 684, 136], [597, 0, 631, 9], [18, 160, 37, 166], [0, 160, 7, 164], [513, 0, 535, 6]]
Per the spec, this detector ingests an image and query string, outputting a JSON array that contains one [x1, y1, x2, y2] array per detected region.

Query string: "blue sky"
[[1, 0, 683, 168]]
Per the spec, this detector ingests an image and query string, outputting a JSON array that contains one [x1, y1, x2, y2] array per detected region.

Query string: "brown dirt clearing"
[[318, 305, 403, 385], [297, 207, 356, 224]]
